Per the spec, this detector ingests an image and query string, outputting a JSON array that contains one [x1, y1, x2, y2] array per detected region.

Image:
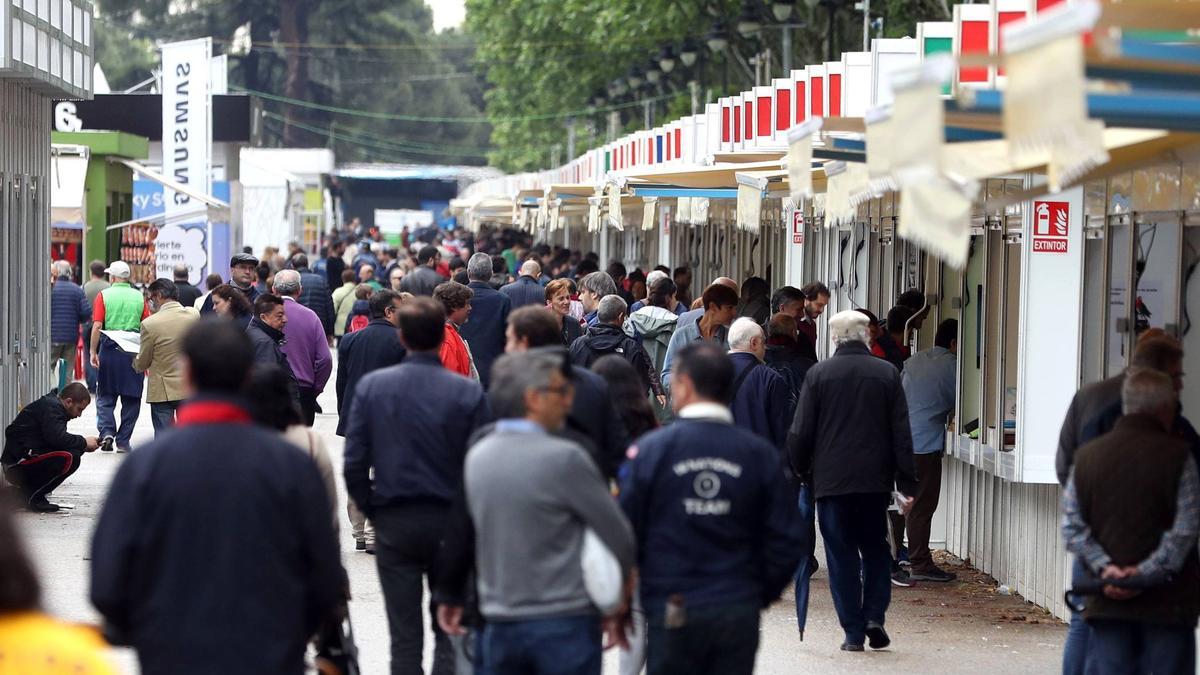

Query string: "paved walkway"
[[16, 384, 1065, 673]]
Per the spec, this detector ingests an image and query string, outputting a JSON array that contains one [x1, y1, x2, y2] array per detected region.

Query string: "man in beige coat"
[[134, 278, 200, 435]]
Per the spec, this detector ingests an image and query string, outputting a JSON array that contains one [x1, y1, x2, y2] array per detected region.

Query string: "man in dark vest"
[[1062, 367, 1200, 673]]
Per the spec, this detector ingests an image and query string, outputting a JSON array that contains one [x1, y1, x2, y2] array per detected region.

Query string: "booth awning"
[[108, 157, 231, 212], [50, 145, 90, 230]]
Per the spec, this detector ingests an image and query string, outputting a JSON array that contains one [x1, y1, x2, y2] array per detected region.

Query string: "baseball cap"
[[230, 253, 259, 267], [103, 261, 131, 278]]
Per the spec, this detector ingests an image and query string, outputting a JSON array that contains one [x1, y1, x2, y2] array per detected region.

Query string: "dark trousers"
[[905, 452, 943, 571], [1063, 557, 1091, 675], [478, 615, 601, 675], [817, 493, 892, 645], [299, 387, 319, 426], [646, 602, 759, 675], [149, 401, 182, 435], [96, 393, 140, 449], [1085, 618, 1195, 674], [793, 483, 817, 635], [83, 322, 98, 391], [3, 447, 84, 503], [374, 504, 454, 675]]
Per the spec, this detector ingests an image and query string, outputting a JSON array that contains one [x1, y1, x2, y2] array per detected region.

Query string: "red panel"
[[811, 76, 824, 116], [997, 11, 1025, 75], [744, 100, 754, 139], [776, 89, 791, 131], [829, 74, 842, 116], [757, 96, 772, 137], [795, 82, 806, 123], [722, 105, 731, 143], [666, 132, 672, 161], [1036, 0, 1064, 11], [674, 128, 682, 159], [647, 138, 654, 163], [734, 106, 741, 143], [960, 20, 990, 82]]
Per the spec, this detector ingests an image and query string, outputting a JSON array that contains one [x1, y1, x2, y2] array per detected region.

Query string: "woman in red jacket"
[[434, 281, 479, 381]]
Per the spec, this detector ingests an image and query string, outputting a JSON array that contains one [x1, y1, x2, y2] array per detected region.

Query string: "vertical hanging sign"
[[160, 38, 213, 284]]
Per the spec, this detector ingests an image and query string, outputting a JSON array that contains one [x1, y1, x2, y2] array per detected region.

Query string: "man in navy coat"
[[458, 253, 511, 389], [726, 318, 791, 450]]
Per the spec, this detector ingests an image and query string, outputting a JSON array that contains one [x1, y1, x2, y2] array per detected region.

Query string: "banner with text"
[[160, 38, 213, 281]]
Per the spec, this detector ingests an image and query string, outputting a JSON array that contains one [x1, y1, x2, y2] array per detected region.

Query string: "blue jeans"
[[793, 483, 816, 635], [1086, 618, 1195, 674], [817, 493, 892, 646], [96, 393, 140, 449], [1063, 556, 1090, 675], [477, 615, 601, 675], [149, 401, 181, 435]]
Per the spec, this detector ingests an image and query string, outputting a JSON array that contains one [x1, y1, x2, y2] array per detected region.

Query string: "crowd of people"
[[2, 219, 1195, 675]]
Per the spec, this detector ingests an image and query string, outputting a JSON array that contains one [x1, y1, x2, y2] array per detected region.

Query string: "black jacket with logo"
[[2, 391, 86, 466]]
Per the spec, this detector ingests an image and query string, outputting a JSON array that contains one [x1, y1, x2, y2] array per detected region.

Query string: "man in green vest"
[[88, 261, 149, 453]]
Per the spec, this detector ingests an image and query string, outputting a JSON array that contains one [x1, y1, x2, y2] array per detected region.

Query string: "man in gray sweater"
[[436, 348, 636, 674]]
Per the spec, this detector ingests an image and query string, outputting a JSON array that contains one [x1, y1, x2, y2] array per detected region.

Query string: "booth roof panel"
[[546, 183, 597, 197], [626, 160, 785, 189], [709, 151, 786, 164]]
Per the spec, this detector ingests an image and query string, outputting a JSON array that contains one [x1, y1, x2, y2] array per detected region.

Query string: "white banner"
[[161, 39, 213, 283]]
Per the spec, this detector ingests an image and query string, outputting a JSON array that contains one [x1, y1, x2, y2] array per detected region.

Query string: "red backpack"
[[348, 314, 370, 333]]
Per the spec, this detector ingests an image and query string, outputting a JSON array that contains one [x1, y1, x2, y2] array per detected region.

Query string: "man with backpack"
[[569, 295, 664, 407]]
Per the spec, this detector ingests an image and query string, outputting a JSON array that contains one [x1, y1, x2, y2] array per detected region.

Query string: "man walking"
[[569, 295, 663, 404], [134, 279, 200, 434], [763, 313, 816, 408], [343, 297, 491, 675], [324, 239, 347, 291], [271, 270, 332, 425], [661, 283, 738, 396], [82, 260, 110, 392], [500, 259, 547, 309], [435, 349, 636, 674], [400, 245, 444, 296], [458, 253, 511, 389], [246, 294, 300, 404], [578, 271, 619, 327], [2, 383, 98, 512], [620, 342, 801, 675], [902, 319, 958, 582], [726, 318, 790, 450], [506, 307, 628, 478], [291, 253, 336, 341], [88, 261, 148, 453], [1062, 368, 1200, 673], [788, 310, 917, 652], [91, 319, 344, 675], [50, 260, 90, 382], [200, 253, 260, 316], [172, 264, 202, 308], [796, 281, 830, 354]]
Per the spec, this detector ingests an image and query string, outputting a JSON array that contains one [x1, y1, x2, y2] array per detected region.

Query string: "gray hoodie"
[[624, 306, 678, 374]]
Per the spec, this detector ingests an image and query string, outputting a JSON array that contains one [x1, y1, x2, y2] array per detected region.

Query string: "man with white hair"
[[787, 309, 917, 653], [49, 260, 90, 382], [273, 269, 332, 425], [458, 252, 511, 389], [89, 261, 149, 452], [727, 317, 791, 450], [499, 259, 547, 309]]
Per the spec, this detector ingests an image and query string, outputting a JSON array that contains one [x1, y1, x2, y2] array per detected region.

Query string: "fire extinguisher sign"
[[792, 210, 805, 245], [1032, 200, 1070, 254]]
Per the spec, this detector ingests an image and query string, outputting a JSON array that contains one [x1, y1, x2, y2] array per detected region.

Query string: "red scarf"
[[176, 401, 253, 427]]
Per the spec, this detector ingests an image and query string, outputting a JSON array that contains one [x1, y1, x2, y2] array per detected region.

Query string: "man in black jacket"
[[292, 253, 336, 340], [172, 264, 202, 308], [246, 294, 301, 410], [399, 245, 444, 297], [90, 318, 344, 675], [458, 253, 511, 389], [787, 310, 917, 653], [569, 294, 664, 405], [343, 297, 491, 675], [507, 306, 629, 479], [335, 289, 407, 436], [2, 384, 98, 512]]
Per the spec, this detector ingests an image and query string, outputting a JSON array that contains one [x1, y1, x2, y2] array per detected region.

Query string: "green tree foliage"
[[93, 0, 491, 165], [467, 0, 947, 173]]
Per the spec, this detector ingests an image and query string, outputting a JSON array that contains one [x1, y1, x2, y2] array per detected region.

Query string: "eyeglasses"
[[537, 383, 573, 397]]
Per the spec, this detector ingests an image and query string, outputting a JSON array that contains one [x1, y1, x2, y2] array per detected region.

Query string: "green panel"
[[924, 37, 953, 95], [605, 151, 611, 173], [51, 131, 149, 159]]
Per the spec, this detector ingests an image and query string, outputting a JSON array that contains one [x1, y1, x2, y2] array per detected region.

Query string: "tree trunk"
[[279, 0, 310, 146]]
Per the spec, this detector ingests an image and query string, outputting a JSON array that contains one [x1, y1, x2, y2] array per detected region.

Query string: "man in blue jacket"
[[620, 341, 803, 675], [291, 253, 336, 340], [726, 318, 790, 450], [49, 260, 90, 382], [458, 253, 511, 388], [343, 297, 492, 675], [335, 289, 407, 437]]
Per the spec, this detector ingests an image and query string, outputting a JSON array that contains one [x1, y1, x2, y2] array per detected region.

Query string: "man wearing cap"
[[200, 253, 261, 319], [88, 261, 150, 453]]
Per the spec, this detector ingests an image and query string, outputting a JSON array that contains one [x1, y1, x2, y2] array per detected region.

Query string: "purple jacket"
[[281, 297, 332, 392]]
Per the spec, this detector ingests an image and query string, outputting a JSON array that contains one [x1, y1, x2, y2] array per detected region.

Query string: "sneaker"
[[896, 544, 910, 566], [890, 568, 913, 587], [116, 445, 130, 454], [910, 567, 958, 582], [355, 539, 366, 551], [840, 641, 864, 652], [28, 497, 60, 513], [100, 436, 115, 452], [810, 555, 820, 575], [865, 622, 891, 650]]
